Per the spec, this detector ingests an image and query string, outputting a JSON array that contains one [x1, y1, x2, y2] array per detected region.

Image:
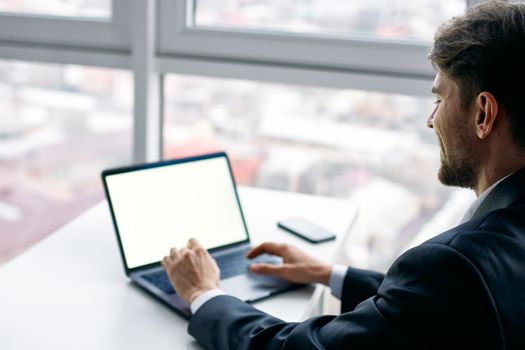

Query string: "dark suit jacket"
[[188, 168, 525, 349]]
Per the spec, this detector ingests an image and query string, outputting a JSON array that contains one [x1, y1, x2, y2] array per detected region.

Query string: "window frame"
[[158, 0, 437, 80], [0, 0, 130, 50]]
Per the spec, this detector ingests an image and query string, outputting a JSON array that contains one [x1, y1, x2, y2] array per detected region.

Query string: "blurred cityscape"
[[0, 61, 131, 263], [0, 0, 476, 270], [0, 0, 110, 18], [196, 0, 465, 40]]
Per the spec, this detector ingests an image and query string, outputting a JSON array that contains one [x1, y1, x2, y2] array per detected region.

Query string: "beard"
[[437, 148, 478, 189]]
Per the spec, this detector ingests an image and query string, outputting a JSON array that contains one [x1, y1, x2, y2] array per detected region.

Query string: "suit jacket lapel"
[[471, 167, 525, 221]]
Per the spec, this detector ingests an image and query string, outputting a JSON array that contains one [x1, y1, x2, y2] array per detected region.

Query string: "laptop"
[[101, 152, 301, 318]]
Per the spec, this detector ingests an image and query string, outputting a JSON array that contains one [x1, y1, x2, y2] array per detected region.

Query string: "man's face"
[[427, 71, 479, 189]]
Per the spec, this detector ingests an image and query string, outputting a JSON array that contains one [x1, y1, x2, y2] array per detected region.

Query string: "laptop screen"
[[103, 154, 249, 269]]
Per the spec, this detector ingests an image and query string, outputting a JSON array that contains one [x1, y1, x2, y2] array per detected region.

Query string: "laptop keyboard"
[[141, 249, 280, 295], [142, 270, 175, 294]]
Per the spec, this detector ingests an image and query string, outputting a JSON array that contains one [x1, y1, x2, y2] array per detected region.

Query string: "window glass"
[[0, 60, 131, 264], [0, 0, 111, 18], [194, 0, 466, 41], [163, 74, 474, 270]]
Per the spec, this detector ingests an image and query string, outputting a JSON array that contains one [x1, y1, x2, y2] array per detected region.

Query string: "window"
[[0, 0, 127, 53], [0, 0, 112, 18], [0, 60, 131, 263], [194, 0, 466, 41], [159, 1, 449, 85]]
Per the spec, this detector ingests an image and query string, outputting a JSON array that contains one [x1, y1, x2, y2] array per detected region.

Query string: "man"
[[162, 1, 525, 349]]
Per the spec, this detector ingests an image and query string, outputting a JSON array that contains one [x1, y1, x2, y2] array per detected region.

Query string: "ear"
[[474, 92, 499, 139]]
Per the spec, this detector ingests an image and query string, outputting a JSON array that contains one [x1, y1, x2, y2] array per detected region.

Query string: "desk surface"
[[0, 187, 355, 350]]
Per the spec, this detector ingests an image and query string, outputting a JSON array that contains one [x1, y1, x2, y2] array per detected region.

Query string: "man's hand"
[[162, 238, 220, 304], [246, 242, 332, 285]]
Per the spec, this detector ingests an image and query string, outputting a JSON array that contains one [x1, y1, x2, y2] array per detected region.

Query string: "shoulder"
[[378, 236, 495, 327], [381, 217, 494, 297], [372, 232, 502, 347], [422, 205, 525, 261], [383, 205, 525, 300]]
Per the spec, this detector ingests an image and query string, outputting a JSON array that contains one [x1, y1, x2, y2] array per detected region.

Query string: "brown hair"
[[429, 0, 525, 151]]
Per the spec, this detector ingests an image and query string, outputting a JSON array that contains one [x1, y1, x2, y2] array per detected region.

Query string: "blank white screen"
[[105, 156, 248, 269]]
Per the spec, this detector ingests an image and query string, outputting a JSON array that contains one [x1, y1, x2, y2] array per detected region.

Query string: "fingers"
[[250, 263, 287, 278], [188, 239, 209, 260], [162, 255, 172, 272], [188, 238, 205, 251], [164, 240, 206, 271], [170, 247, 181, 259], [246, 242, 286, 259], [165, 246, 184, 270], [167, 239, 203, 256]]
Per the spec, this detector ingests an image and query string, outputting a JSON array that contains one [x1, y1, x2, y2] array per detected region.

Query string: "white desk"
[[0, 187, 356, 350]]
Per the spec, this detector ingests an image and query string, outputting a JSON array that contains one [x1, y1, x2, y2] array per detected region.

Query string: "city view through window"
[[0, 60, 131, 263], [0, 0, 111, 18], [195, 0, 465, 41]]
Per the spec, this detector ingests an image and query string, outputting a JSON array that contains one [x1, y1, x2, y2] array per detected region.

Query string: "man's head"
[[427, 0, 525, 190]]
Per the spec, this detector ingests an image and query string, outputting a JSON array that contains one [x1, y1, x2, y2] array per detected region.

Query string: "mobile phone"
[[277, 218, 336, 244]]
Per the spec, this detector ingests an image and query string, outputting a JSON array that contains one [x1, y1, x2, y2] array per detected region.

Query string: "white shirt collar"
[[459, 172, 515, 224]]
